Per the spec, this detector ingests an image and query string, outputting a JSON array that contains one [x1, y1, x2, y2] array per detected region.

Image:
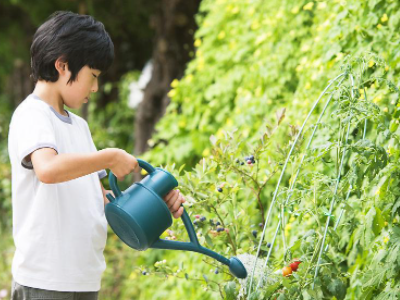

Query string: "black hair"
[[30, 11, 114, 84]]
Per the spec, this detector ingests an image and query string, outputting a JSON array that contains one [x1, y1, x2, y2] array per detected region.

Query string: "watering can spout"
[[151, 238, 247, 279], [151, 209, 247, 278], [151, 209, 229, 264]]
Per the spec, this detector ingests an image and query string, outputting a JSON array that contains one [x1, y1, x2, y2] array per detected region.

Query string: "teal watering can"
[[105, 159, 247, 279]]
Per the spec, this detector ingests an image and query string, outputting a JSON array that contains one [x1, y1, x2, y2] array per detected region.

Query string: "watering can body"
[[105, 160, 177, 251], [105, 159, 247, 279]]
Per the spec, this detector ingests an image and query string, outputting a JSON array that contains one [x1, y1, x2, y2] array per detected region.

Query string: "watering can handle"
[[108, 158, 156, 199]]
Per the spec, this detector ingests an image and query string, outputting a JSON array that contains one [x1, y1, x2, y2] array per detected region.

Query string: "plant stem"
[[300, 237, 322, 289], [210, 203, 237, 254], [151, 270, 224, 298], [231, 164, 260, 189]]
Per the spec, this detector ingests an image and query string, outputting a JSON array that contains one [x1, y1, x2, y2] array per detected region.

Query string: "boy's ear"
[[54, 58, 69, 75]]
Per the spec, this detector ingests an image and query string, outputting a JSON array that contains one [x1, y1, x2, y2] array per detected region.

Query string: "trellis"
[[245, 59, 381, 297]]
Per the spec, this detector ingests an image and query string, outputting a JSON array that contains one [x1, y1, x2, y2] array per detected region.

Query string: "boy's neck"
[[32, 80, 68, 116]]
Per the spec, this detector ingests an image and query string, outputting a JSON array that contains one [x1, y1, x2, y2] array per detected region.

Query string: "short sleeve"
[[14, 107, 58, 170]]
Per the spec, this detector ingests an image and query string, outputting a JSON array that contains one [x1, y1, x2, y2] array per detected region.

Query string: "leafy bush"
[[146, 0, 400, 169], [120, 0, 400, 299]]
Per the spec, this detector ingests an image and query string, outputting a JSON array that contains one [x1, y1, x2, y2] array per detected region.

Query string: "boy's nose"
[[91, 80, 98, 93]]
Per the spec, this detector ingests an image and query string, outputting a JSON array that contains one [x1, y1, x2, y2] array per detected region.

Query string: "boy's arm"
[[30, 147, 139, 184]]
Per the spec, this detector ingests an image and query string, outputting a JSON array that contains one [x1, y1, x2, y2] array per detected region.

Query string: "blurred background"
[[0, 0, 203, 298], [0, 0, 201, 158]]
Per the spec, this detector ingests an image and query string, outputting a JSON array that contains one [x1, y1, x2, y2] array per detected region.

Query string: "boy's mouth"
[[84, 97, 89, 103]]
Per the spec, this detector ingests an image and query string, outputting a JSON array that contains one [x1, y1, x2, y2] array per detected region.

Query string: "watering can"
[[105, 159, 247, 279]]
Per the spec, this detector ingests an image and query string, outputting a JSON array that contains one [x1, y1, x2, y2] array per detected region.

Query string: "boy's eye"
[[92, 73, 98, 78]]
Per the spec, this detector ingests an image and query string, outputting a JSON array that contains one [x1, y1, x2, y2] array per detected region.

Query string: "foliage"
[[147, 0, 400, 169], [129, 0, 400, 299], [86, 71, 138, 153]]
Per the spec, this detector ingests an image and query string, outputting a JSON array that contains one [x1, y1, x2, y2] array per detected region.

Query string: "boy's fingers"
[[173, 206, 184, 219], [180, 194, 186, 203], [164, 189, 185, 208], [164, 190, 174, 202], [165, 191, 179, 209], [164, 193, 173, 206], [171, 199, 181, 213], [177, 189, 186, 202]]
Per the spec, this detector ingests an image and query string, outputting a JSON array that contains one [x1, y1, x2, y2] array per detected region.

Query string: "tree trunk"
[[7, 59, 34, 108], [79, 0, 90, 120], [1, 2, 36, 108], [134, 0, 201, 172]]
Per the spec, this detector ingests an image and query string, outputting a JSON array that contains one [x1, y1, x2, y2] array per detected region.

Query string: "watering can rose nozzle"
[[229, 257, 248, 279]]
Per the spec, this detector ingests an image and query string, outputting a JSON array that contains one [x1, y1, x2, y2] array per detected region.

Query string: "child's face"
[[60, 65, 101, 109]]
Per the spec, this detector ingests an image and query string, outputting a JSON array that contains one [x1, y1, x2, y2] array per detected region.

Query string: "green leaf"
[[202, 274, 209, 283], [224, 281, 237, 300], [327, 279, 346, 300], [205, 234, 214, 248], [276, 108, 286, 125], [372, 207, 385, 236], [303, 288, 319, 299], [365, 207, 377, 244]]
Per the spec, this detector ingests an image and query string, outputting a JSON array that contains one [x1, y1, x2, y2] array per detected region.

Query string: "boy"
[[8, 11, 185, 300]]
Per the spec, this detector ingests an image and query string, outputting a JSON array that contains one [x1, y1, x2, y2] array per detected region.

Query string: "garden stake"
[[247, 72, 347, 297], [312, 74, 356, 289], [312, 115, 352, 289], [324, 187, 351, 252], [255, 75, 347, 291], [324, 83, 369, 252]]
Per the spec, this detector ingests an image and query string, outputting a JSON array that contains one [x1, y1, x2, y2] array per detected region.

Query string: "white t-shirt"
[[8, 94, 108, 292]]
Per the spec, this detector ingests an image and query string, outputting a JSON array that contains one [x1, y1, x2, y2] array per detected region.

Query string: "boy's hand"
[[163, 189, 186, 219], [108, 148, 140, 180]]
